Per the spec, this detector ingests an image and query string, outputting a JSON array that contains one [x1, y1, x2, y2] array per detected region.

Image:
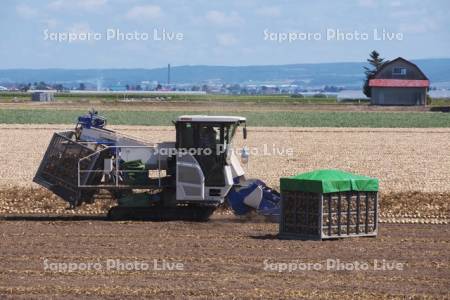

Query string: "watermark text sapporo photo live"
[[264, 28, 404, 43], [43, 258, 185, 273], [264, 259, 406, 273], [43, 28, 184, 43]]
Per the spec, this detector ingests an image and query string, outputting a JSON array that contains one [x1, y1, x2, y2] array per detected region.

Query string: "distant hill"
[[0, 58, 449, 88]]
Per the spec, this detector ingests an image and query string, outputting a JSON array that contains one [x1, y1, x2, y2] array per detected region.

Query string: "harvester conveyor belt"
[[33, 131, 105, 205]]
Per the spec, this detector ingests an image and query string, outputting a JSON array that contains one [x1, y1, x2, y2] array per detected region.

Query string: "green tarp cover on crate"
[[280, 169, 378, 194]]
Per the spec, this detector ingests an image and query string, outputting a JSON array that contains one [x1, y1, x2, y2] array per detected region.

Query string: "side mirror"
[[243, 126, 247, 140]]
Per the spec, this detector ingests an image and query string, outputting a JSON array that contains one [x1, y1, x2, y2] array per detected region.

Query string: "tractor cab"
[[174, 115, 246, 202]]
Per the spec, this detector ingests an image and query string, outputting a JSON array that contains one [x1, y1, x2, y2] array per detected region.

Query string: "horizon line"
[[1, 57, 449, 71]]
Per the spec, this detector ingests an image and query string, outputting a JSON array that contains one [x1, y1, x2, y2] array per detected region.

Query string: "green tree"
[[19, 83, 31, 92], [36, 81, 48, 90], [363, 50, 387, 97], [53, 84, 64, 92]]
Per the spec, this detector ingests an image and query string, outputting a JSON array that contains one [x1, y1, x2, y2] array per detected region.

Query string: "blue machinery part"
[[227, 178, 281, 218], [77, 110, 107, 129]]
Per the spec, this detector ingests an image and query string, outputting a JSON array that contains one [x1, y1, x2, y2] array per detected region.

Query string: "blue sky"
[[1, 0, 449, 68]]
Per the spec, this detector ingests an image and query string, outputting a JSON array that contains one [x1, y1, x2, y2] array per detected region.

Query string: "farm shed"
[[31, 91, 54, 102], [369, 57, 429, 106]]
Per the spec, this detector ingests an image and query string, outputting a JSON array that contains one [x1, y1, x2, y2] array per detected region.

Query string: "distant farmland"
[[1, 92, 450, 107], [0, 109, 449, 127], [0, 92, 347, 104]]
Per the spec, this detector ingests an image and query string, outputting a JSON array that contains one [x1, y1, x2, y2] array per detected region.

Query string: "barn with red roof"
[[369, 57, 429, 105]]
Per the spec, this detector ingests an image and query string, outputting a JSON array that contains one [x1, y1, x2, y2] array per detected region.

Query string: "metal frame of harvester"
[[33, 110, 281, 221]]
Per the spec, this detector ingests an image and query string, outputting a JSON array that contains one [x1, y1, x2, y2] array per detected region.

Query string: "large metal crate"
[[279, 191, 378, 240]]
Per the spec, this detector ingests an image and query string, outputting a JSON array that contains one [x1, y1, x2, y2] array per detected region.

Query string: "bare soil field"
[[1, 125, 449, 193], [0, 218, 449, 299], [0, 125, 449, 298], [0, 125, 449, 223]]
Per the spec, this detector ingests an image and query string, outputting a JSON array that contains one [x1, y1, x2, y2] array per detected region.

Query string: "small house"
[[369, 57, 429, 105]]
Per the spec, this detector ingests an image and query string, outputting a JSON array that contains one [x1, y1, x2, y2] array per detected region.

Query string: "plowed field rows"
[[1, 125, 449, 299], [0, 219, 449, 299]]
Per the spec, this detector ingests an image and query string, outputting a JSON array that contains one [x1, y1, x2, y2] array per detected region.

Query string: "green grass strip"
[[0, 109, 449, 127]]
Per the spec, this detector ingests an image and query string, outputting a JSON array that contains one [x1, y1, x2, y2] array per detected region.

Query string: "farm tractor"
[[34, 110, 280, 221]]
